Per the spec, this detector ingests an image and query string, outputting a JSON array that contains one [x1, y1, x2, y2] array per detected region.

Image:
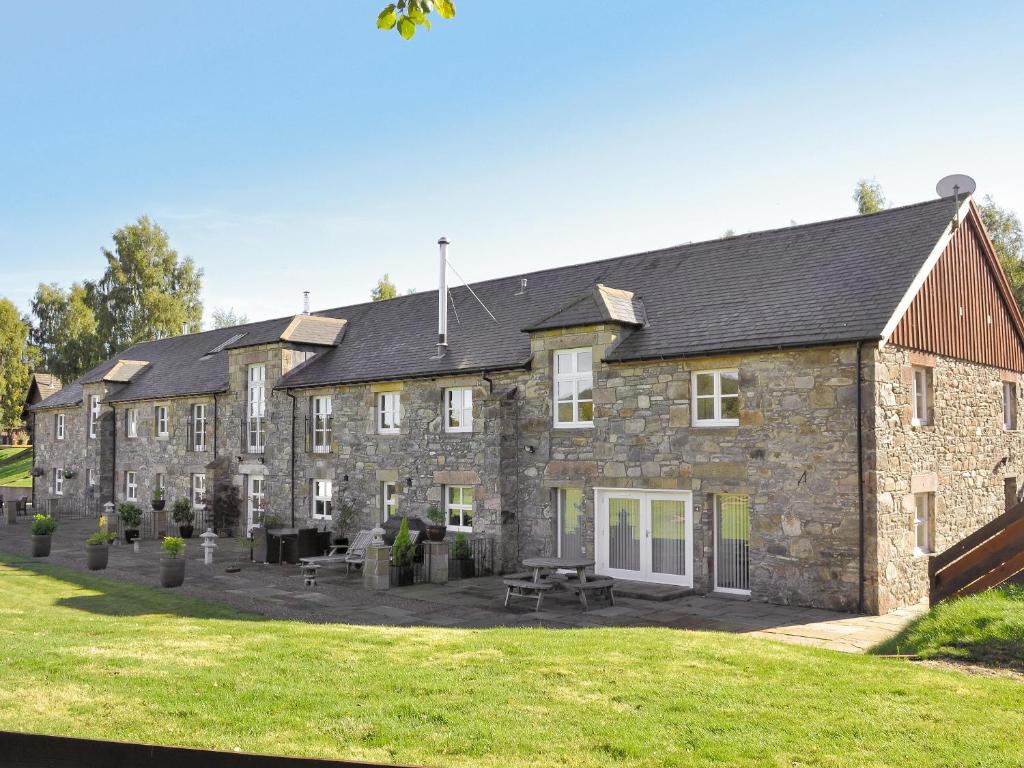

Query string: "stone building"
[[30, 194, 1024, 613]]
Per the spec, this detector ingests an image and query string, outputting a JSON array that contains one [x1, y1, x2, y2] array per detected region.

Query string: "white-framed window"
[[125, 471, 138, 501], [191, 473, 206, 509], [1004, 382, 1017, 431], [248, 364, 266, 452], [87, 468, 97, 488], [553, 348, 594, 428], [914, 493, 933, 555], [692, 370, 740, 427], [192, 404, 207, 451], [55, 413, 65, 440], [381, 481, 397, 522], [312, 396, 332, 453], [445, 485, 474, 531], [312, 479, 333, 520], [155, 405, 169, 437], [89, 395, 100, 439], [557, 487, 584, 558], [54, 468, 64, 496], [251, 477, 266, 517], [445, 388, 473, 432], [126, 408, 138, 438], [155, 473, 165, 492], [378, 392, 400, 434], [911, 366, 932, 426]]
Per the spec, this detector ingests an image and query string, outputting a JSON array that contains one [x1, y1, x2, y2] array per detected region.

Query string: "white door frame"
[[594, 488, 693, 587], [713, 494, 751, 595], [246, 475, 265, 532]]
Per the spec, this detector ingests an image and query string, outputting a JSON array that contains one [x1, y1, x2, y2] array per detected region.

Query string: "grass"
[[874, 585, 1024, 670], [0, 446, 32, 488], [0, 555, 1022, 768]]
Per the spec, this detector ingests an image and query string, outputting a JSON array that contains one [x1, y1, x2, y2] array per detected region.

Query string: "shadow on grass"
[[0, 553, 267, 622]]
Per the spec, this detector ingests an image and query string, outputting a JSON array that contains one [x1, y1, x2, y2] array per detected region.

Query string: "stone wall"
[[866, 344, 1024, 613]]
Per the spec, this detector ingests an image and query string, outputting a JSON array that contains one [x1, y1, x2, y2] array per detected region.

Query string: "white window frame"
[[911, 366, 932, 427], [553, 348, 594, 428], [691, 370, 740, 427], [445, 485, 474, 532], [381, 481, 397, 522], [125, 471, 138, 502], [444, 388, 474, 433], [914, 493, 932, 556], [1004, 382, 1017, 431], [312, 396, 332, 453], [192, 404, 207, 451], [248, 364, 267, 452], [87, 468, 97, 488], [557, 487, 584, 558], [312, 479, 333, 520], [191, 473, 206, 509], [250, 477, 266, 519], [55, 413, 65, 440], [155, 405, 169, 437], [378, 392, 400, 434], [126, 408, 139, 438], [89, 395, 100, 439], [54, 468, 64, 496]]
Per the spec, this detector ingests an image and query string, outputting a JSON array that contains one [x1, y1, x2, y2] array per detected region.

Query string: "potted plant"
[[389, 517, 416, 587], [160, 536, 186, 588], [425, 503, 446, 542], [118, 502, 143, 543], [332, 493, 356, 547], [84, 515, 116, 570], [151, 487, 166, 512], [212, 483, 241, 538], [171, 497, 194, 538], [62, 468, 76, 480], [30, 514, 57, 557], [450, 532, 475, 579]]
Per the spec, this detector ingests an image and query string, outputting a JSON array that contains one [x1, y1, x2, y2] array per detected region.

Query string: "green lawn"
[[874, 585, 1024, 670], [1, 555, 1023, 767], [0, 446, 32, 487]]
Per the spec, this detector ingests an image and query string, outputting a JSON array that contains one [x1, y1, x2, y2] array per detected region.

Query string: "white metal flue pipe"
[[437, 237, 449, 356]]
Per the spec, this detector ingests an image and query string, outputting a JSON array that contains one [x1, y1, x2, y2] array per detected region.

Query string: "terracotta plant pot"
[[426, 525, 447, 542], [85, 543, 109, 570], [31, 534, 52, 557], [160, 557, 186, 588]]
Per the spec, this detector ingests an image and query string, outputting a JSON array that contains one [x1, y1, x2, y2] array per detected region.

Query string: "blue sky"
[[2, 1, 1022, 324]]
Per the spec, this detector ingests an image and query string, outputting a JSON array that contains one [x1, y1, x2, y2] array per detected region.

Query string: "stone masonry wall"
[[866, 344, 1024, 613]]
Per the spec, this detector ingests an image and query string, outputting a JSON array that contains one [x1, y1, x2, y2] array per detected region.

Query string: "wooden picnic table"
[[522, 556, 595, 608]]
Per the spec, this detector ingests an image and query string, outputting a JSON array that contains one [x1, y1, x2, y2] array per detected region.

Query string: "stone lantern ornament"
[[200, 528, 218, 565]]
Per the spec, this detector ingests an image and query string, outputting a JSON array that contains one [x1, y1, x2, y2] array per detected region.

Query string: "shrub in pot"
[[212, 483, 241, 538], [425, 503, 446, 542], [332, 493, 356, 546], [450, 532, 475, 579], [160, 536, 186, 588], [389, 517, 416, 587], [151, 487, 166, 512], [171, 497, 194, 538], [84, 515, 116, 570], [30, 514, 57, 557], [119, 502, 143, 543]]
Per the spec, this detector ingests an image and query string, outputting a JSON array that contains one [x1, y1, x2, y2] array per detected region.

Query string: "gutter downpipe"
[[213, 393, 218, 460], [287, 390, 297, 528], [31, 412, 36, 511], [111, 403, 117, 506], [857, 340, 866, 614]]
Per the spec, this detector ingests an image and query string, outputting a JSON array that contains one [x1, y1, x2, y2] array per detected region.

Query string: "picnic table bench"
[[502, 573, 557, 611], [503, 557, 616, 612]]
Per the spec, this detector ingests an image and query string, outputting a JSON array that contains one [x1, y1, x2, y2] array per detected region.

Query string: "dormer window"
[[553, 348, 593, 428]]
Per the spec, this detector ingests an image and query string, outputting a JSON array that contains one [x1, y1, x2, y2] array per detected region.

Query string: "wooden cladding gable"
[[889, 210, 1024, 372]]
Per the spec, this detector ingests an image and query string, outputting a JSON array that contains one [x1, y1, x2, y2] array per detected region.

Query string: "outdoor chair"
[[299, 529, 373, 575]]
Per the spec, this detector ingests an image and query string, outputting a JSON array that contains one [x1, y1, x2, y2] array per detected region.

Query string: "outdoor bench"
[[503, 573, 556, 612]]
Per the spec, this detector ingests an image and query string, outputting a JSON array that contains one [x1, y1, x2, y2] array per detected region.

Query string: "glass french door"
[[247, 476, 266, 531], [714, 494, 750, 594], [595, 490, 692, 586]]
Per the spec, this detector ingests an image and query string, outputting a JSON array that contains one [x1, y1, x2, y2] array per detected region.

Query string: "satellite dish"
[[936, 174, 977, 198]]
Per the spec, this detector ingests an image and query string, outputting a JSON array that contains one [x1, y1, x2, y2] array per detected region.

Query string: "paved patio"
[[0, 516, 926, 652]]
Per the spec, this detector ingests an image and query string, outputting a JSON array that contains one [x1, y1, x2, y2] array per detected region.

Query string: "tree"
[[30, 282, 103, 382], [86, 216, 203, 354], [0, 299, 32, 436], [853, 179, 887, 214], [372, 274, 399, 302], [377, 0, 455, 40], [211, 307, 248, 329], [978, 195, 1024, 311]]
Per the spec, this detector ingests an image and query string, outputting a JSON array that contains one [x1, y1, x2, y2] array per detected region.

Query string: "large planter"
[[449, 558, 475, 579], [85, 543, 109, 570], [160, 557, 186, 588], [31, 534, 52, 558], [151, 499, 166, 512], [124, 529, 139, 544], [426, 525, 446, 542], [4, 503, 15, 525], [179, 524, 194, 539], [252, 526, 268, 562], [389, 564, 414, 587]]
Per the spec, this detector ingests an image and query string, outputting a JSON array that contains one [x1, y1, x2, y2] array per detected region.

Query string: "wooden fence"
[[929, 501, 1024, 604], [0, 730, 414, 768]]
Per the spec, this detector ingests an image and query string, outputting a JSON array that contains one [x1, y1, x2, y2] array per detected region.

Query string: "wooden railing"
[[929, 501, 1024, 604]]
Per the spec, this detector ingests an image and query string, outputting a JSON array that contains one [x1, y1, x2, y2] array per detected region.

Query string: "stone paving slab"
[[0, 516, 926, 652]]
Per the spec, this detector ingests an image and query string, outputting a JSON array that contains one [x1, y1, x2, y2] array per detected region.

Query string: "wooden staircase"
[[929, 501, 1024, 605]]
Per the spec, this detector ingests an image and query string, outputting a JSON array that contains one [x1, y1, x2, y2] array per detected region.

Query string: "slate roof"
[[32, 196, 960, 408], [524, 284, 647, 332]]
